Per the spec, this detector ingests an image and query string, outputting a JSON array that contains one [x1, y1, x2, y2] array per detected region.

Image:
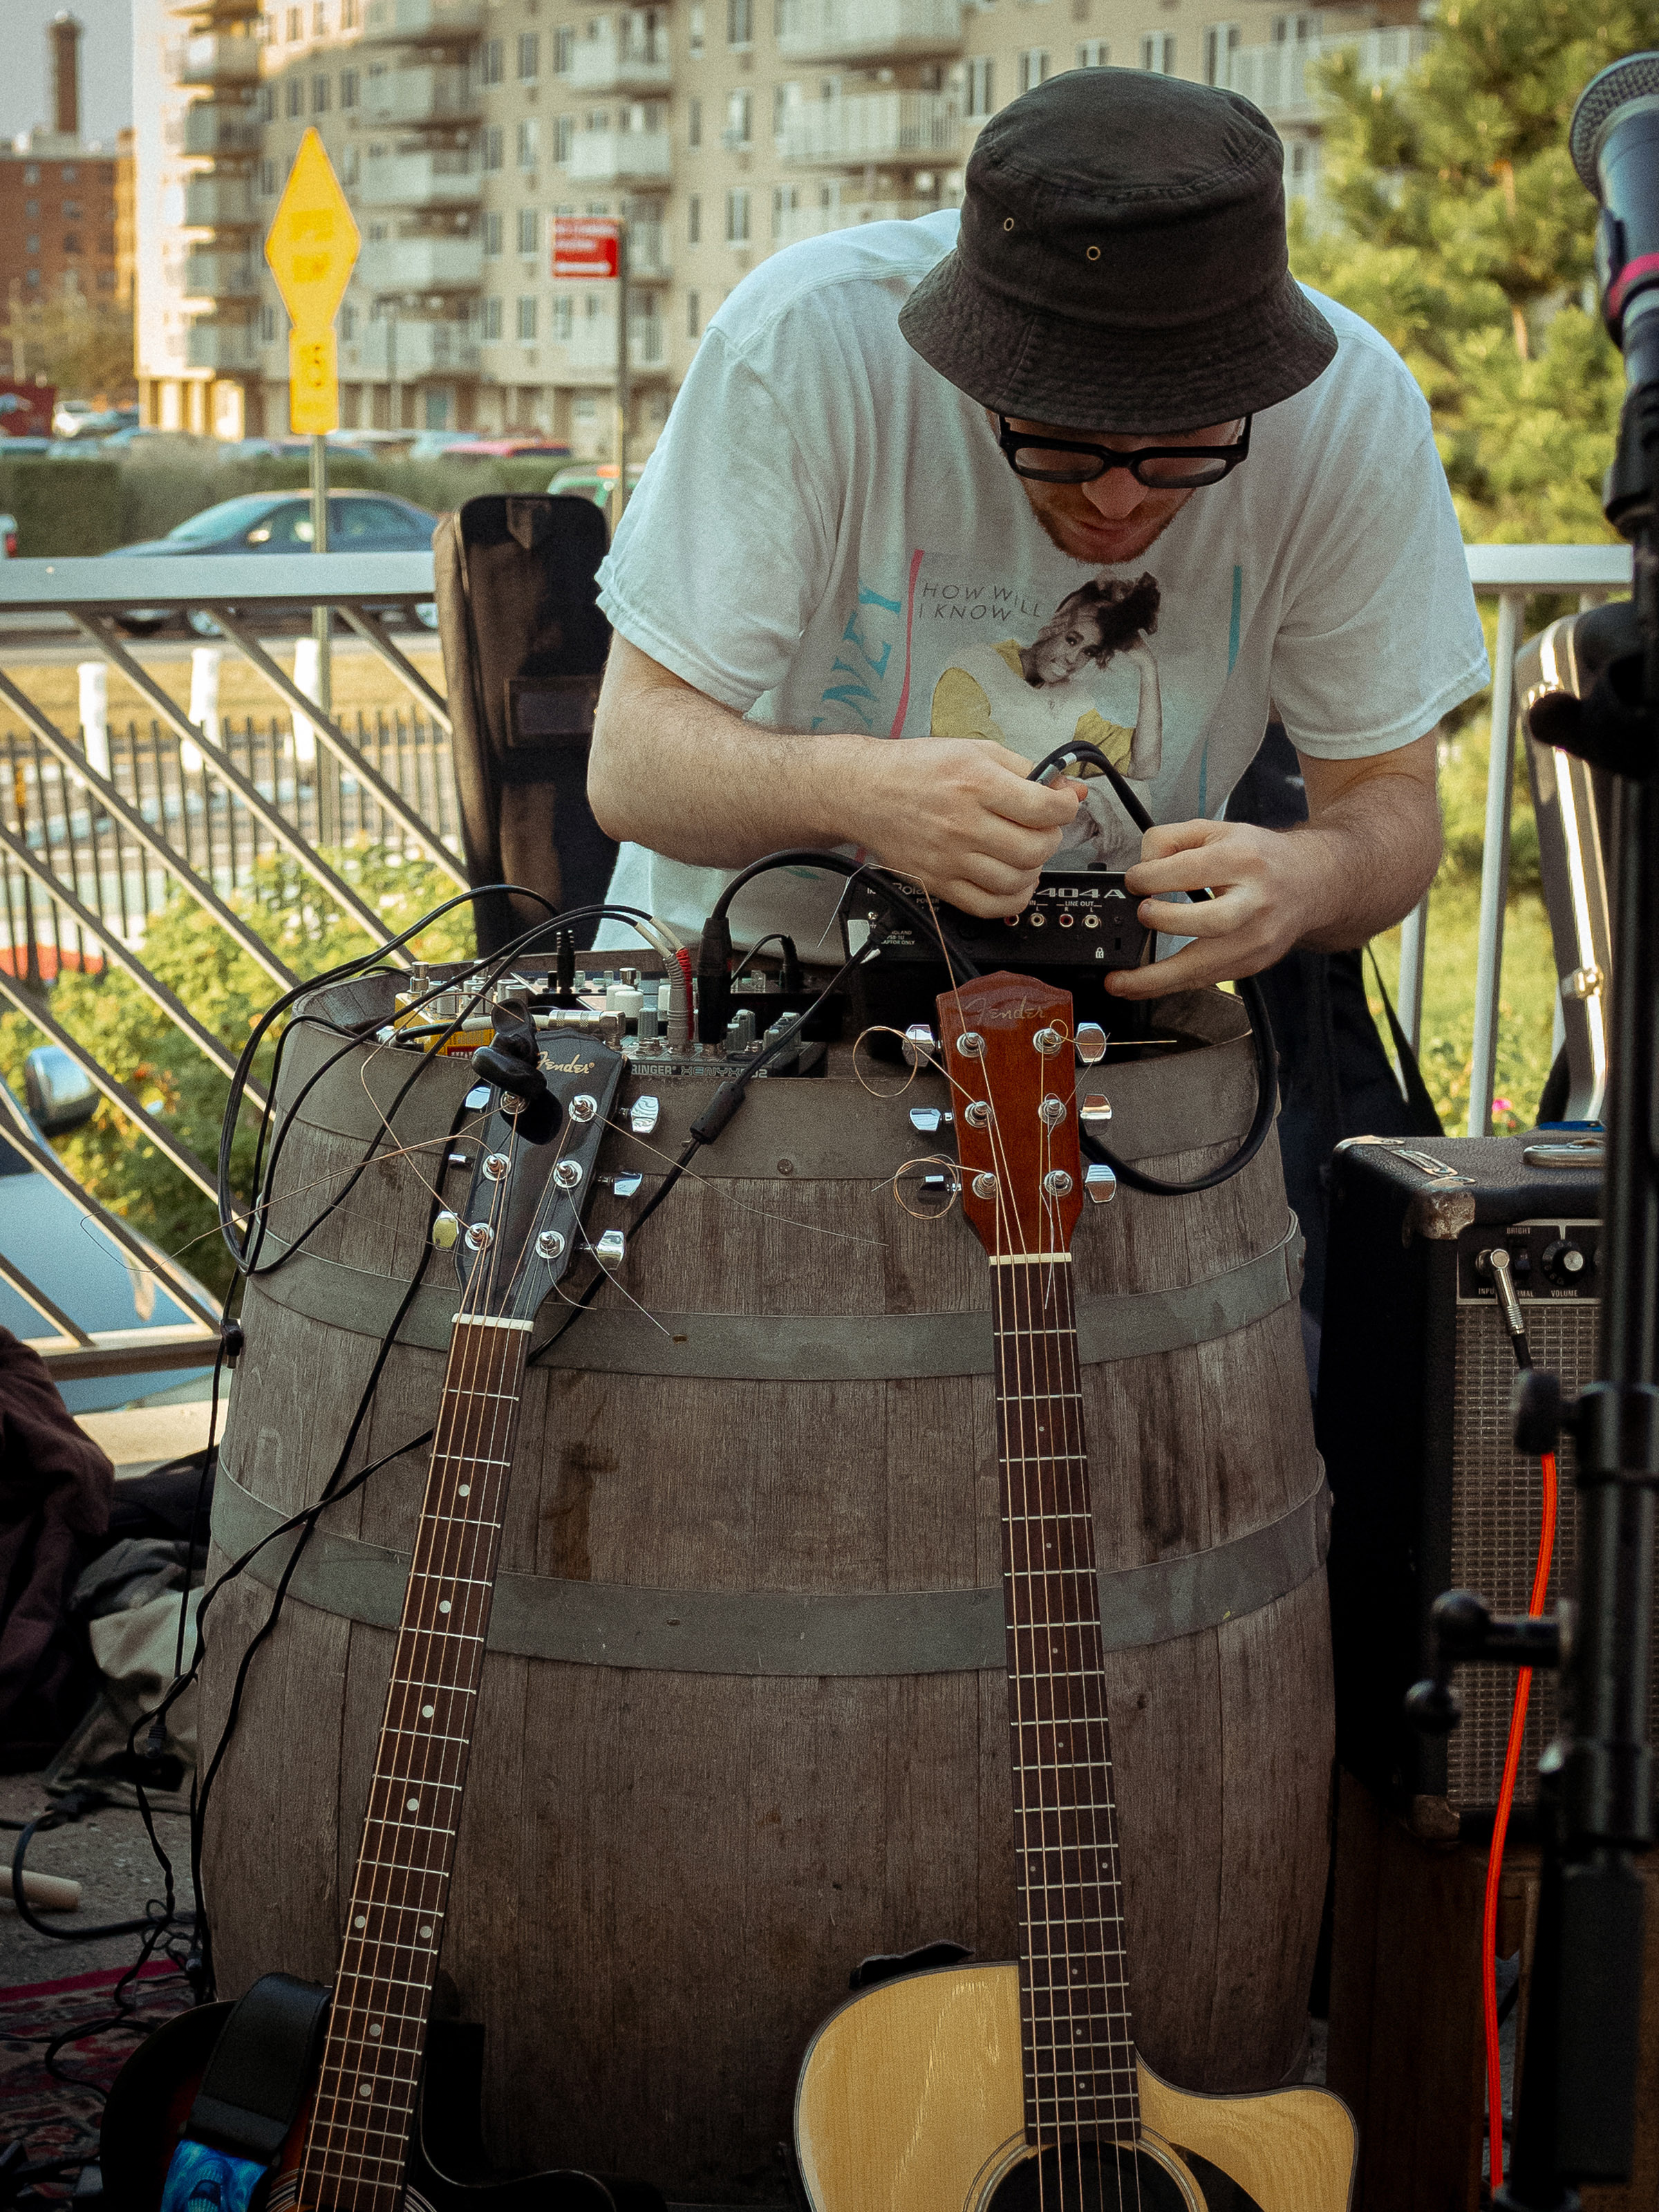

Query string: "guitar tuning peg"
[[630, 1094, 660, 1136], [595, 1229, 626, 1264], [903, 1024, 937, 1065], [1075, 1024, 1107, 1065], [1080, 1093, 1112, 1125], [909, 1105, 942, 1134], [431, 1210, 460, 1250], [1085, 1163, 1118, 1205]]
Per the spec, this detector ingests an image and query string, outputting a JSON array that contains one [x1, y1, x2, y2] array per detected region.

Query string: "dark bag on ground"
[[433, 494, 617, 955]]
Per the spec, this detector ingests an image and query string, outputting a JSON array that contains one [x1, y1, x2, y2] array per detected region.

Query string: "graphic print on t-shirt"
[[926, 570, 1163, 869]]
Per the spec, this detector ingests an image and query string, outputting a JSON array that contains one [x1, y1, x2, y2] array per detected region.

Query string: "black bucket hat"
[[899, 68, 1337, 433]]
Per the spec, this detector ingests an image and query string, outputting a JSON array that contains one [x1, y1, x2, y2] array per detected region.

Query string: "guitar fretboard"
[[994, 1256, 1138, 2146], [297, 1313, 531, 2212]]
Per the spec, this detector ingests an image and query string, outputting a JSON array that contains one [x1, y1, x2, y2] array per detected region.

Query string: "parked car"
[[0, 435, 55, 456], [1, 1049, 220, 1417], [445, 437, 572, 461], [404, 429, 477, 460], [109, 488, 442, 636], [546, 461, 648, 506], [86, 426, 216, 457], [0, 514, 16, 558]]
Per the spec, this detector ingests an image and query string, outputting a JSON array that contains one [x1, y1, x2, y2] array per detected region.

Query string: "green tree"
[[1291, 0, 1658, 542], [2, 291, 136, 405], [0, 846, 474, 1299]]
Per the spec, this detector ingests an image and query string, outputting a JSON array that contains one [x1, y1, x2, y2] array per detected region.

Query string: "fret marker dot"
[[421, 1704, 434, 1718], [457, 1483, 470, 1497], [368, 2024, 382, 2038], [419, 1924, 433, 1938], [438, 1599, 451, 1614], [406, 1797, 420, 1811], [353, 1914, 366, 1929], [358, 2084, 371, 2099]]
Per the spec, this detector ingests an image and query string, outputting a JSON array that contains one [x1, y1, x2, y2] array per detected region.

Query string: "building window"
[[552, 294, 572, 338], [554, 24, 574, 71], [517, 294, 537, 340], [686, 287, 700, 337], [1202, 22, 1239, 82], [964, 55, 994, 115], [261, 302, 277, 340], [688, 0, 704, 53], [724, 89, 752, 147], [286, 6, 301, 37], [517, 117, 539, 167], [554, 114, 574, 162], [341, 0, 357, 24], [259, 82, 275, 120], [1271, 11, 1321, 39], [1141, 31, 1176, 71], [727, 0, 751, 45], [25, 236, 39, 256], [482, 295, 503, 338], [1076, 39, 1108, 66], [482, 124, 504, 169], [259, 158, 276, 193], [687, 95, 702, 148], [341, 304, 357, 339], [518, 31, 539, 79], [483, 210, 503, 252], [285, 76, 303, 115], [687, 191, 700, 242], [341, 67, 358, 105], [480, 36, 505, 84], [725, 187, 749, 243], [518, 207, 541, 256], [22, 164, 39, 185], [62, 197, 82, 218], [1018, 49, 1049, 92], [312, 74, 330, 111], [312, 1, 326, 31]]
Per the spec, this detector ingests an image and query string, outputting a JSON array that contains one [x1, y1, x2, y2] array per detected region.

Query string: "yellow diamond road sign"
[[265, 129, 359, 433]]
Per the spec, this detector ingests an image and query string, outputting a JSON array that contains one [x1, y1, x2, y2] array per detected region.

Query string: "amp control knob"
[[1541, 1239, 1590, 1289]]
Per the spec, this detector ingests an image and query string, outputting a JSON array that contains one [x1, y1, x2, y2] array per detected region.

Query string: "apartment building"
[[138, 0, 1428, 445], [1, 17, 132, 328]]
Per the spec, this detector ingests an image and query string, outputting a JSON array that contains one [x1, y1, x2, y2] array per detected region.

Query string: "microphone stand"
[[1411, 318, 1659, 2208]]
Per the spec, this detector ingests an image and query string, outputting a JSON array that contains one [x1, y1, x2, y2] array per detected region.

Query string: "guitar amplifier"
[[1317, 1132, 1633, 1829]]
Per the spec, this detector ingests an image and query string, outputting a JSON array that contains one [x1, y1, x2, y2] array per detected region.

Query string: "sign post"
[[265, 128, 361, 731], [552, 214, 628, 534]]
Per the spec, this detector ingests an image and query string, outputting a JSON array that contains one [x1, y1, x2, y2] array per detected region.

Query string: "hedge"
[[0, 453, 564, 557]]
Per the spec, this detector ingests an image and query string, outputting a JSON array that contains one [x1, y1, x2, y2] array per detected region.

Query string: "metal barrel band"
[[241, 1218, 1302, 1376], [209, 1465, 1331, 1675]]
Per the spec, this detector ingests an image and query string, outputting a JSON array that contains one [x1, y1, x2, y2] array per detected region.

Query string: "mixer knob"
[[1541, 1239, 1590, 1288]]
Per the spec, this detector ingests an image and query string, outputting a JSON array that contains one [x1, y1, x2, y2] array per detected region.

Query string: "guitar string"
[[306, 1172, 509, 2212], [305, 1131, 526, 2211]]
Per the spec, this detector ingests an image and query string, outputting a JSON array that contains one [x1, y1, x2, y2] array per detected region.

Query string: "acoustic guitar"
[[793, 973, 1356, 2211], [102, 1033, 663, 2212]]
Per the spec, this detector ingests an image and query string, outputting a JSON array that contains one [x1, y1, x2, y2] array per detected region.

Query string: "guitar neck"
[[993, 1256, 1139, 2146], [299, 1313, 532, 2212]]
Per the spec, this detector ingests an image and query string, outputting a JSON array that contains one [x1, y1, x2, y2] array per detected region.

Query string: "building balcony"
[[363, 62, 479, 125], [1221, 24, 1431, 124], [569, 127, 672, 186], [774, 195, 935, 247], [780, 91, 960, 167], [182, 98, 262, 156], [356, 315, 480, 377], [559, 312, 668, 379], [628, 220, 670, 280], [360, 149, 480, 207], [775, 0, 961, 66], [359, 232, 484, 293], [360, 0, 482, 43], [183, 247, 259, 296], [568, 26, 672, 95], [183, 173, 256, 226], [186, 316, 261, 371], [178, 29, 261, 82]]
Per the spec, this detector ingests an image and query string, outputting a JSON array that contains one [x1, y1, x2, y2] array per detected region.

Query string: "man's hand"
[[843, 740, 1082, 917], [1106, 731, 1443, 1000]]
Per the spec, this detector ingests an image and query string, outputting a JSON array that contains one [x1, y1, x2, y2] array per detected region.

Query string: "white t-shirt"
[[593, 209, 1488, 952]]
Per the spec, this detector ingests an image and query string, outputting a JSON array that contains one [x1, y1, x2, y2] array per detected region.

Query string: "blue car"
[[112, 488, 440, 637]]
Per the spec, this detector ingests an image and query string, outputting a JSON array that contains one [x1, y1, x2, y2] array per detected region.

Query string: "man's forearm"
[[1291, 763, 1443, 951], [588, 644, 868, 868]]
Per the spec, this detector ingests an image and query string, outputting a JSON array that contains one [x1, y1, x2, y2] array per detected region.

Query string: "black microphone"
[[1572, 54, 1659, 530]]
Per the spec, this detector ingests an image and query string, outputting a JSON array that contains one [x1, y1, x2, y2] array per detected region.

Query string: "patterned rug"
[[0, 1962, 191, 2186]]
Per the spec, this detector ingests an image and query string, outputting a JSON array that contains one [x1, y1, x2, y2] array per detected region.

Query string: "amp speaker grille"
[[1445, 1298, 1659, 1812]]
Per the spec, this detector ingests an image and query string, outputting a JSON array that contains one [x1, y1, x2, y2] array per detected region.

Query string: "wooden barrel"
[[203, 978, 1331, 2202]]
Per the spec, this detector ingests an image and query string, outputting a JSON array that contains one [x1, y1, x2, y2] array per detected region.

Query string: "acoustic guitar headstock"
[[937, 974, 1085, 1262]]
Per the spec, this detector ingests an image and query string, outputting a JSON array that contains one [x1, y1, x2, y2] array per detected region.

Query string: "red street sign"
[[552, 216, 619, 279]]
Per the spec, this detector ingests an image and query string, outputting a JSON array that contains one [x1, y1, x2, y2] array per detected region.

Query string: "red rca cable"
[[1481, 1244, 1559, 2193]]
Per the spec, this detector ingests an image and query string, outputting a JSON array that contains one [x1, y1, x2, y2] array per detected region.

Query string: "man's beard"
[[1026, 489, 1192, 565]]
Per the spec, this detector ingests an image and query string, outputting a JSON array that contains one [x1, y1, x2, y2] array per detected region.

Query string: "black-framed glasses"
[[995, 414, 1252, 489]]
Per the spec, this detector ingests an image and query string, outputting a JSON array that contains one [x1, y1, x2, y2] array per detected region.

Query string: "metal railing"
[[0, 550, 460, 1376], [0, 541, 1635, 1371]]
